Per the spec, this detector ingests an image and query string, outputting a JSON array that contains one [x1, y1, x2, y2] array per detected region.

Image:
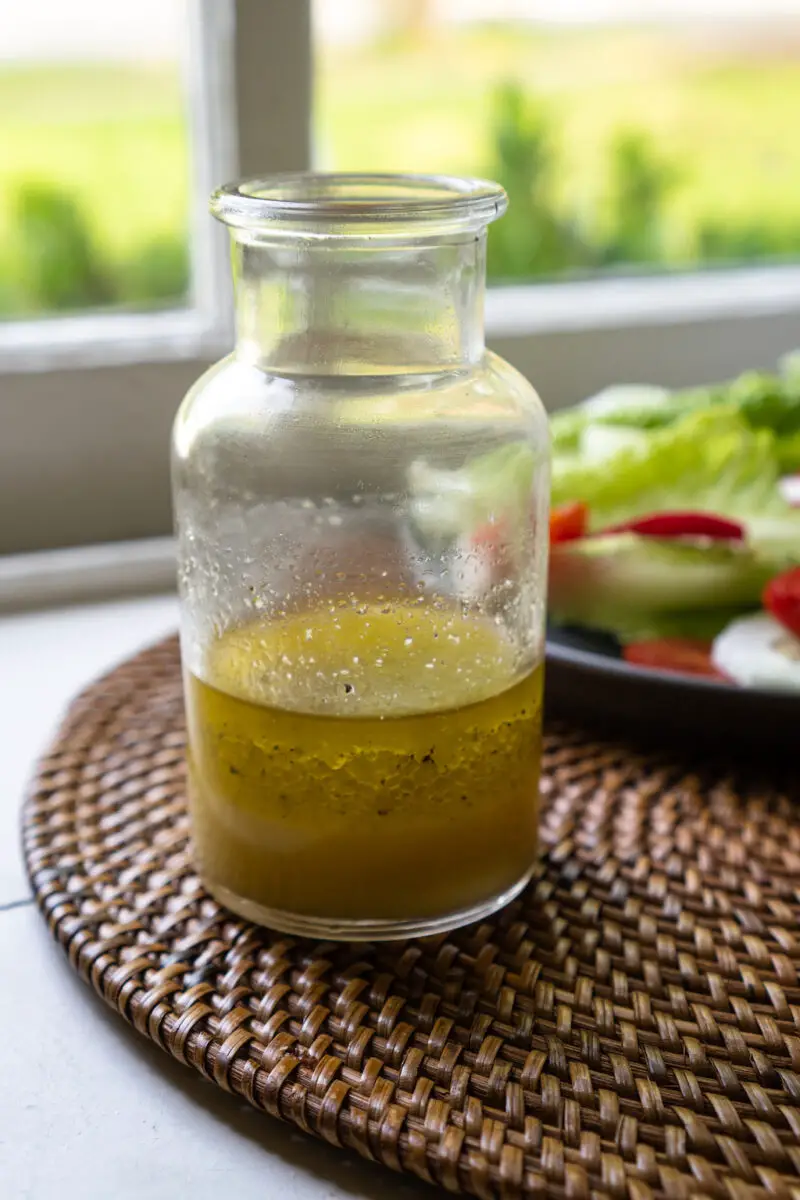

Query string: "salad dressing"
[[185, 603, 542, 923]]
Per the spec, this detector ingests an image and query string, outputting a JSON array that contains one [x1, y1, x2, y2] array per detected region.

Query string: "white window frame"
[[0, 1, 237, 377], [0, 0, 311, 554], [2, 0, 799, 555], [487, 267, 800, 410]]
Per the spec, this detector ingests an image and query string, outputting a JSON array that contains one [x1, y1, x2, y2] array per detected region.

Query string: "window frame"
[[0, 0, 312, 554], [1, 0, 798, 555], [0, 1, 237, 376], [486, 267, 800, 407]]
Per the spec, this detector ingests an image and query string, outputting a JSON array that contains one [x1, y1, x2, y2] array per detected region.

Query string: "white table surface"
[[0, 595, 434, 1200]]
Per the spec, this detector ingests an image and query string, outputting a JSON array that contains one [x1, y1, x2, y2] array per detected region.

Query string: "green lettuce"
[[551, 368, 800, 473], [777, 430, 800, 474], [552, 407, 800, 546], [550, 385, 670, 452], [547, 361, 800, 642]]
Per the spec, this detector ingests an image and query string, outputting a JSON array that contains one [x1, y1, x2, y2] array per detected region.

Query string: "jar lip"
[[210, 172, 508, 231]]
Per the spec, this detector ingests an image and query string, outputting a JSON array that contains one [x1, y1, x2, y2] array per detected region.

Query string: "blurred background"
[[4, 0, 800, 318], [2, 0, 799, 555]]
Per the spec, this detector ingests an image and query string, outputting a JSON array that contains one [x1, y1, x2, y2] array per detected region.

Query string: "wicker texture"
[[23, 636, 800, 1200]]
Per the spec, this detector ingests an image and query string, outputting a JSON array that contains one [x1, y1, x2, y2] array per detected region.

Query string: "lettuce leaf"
[[777, 430, 800, 474], [552, 408, 800, 539], [550, 384, 671, 452], [550, 369, 800, 472], [547, 363, 800, 642]]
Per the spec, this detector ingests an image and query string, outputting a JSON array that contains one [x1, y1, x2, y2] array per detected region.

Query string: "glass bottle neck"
[[231, 234, 486, 376]]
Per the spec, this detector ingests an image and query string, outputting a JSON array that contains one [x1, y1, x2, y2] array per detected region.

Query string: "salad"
[[549, 353, 800, 690]]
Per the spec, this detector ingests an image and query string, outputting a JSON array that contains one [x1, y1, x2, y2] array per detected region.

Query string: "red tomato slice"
[[623, 638, 729, 681], [550, 501, 588, 545], [763, 567, 800, 639]]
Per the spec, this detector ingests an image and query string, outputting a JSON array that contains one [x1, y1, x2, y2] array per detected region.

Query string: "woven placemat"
[[23, 636, 800, 1200]]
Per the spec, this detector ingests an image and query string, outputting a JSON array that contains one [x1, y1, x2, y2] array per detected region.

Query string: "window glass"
[[0, 0, 190, 318], [314, 0, 800, 282]]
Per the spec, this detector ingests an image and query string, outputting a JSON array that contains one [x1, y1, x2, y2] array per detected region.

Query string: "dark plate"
[[545, 625, 799, 758]]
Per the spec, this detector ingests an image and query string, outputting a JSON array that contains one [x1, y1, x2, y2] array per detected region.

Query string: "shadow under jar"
[[172, 173, 550, 940]]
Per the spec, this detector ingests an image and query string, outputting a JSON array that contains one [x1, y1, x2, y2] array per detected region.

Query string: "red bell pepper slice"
[[606, 511, 744, 542], [623, 638, 729, 681], [763, 566, 800, 639], [550, 501, 588, 545]]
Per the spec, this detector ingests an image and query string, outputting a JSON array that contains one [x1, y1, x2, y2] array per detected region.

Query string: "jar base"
[[201, 867, 535, 942]]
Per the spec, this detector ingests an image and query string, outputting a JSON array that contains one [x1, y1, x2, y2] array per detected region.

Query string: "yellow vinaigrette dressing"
[[185, 603, 543, 930]]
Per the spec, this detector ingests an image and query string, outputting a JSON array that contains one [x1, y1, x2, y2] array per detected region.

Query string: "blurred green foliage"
[[10, 183, 114, 311], [0, 60, 190, 318], [602, 130, 681, 266], [0, 181, 189, 317], [486, 82, 800, 281], [3, 53, 800, 315], [486, 84, 595, 278]]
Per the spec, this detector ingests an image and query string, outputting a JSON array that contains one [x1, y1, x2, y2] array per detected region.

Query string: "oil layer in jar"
[[185, 601, 542, 922]]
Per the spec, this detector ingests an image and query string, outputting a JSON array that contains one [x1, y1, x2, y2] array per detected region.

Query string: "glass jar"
[[172, 173, 550, 940]]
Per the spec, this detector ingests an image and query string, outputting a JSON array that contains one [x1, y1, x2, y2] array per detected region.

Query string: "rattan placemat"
[[23, 636, 800, 1199]]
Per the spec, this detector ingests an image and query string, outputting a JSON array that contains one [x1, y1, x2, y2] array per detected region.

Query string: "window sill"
[[0, 309, 231, 374], [486, 263, 800, 337], [0, 537, 176, 613]]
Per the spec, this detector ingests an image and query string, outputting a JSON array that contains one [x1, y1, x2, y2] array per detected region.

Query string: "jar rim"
[[210, 172, 508, 232]]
